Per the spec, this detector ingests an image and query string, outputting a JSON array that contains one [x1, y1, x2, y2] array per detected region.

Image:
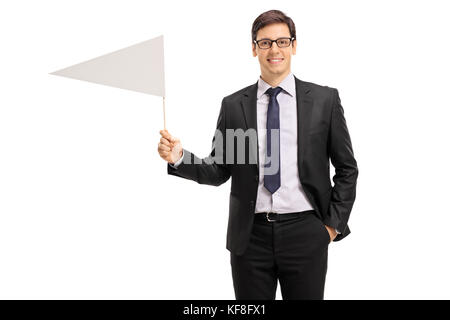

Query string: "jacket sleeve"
[[323, 88, 358, 236], [166, 98, 231, 186]]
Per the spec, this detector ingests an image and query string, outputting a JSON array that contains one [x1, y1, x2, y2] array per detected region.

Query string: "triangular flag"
[[51, 35, 165, 97]]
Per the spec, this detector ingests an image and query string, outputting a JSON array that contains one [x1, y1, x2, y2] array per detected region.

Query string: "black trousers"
[[230, 210, 330, 300]]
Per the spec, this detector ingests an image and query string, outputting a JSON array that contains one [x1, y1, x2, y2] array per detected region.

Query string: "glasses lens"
[[277, 38, 291, 47], [258, 40, 271, 49]]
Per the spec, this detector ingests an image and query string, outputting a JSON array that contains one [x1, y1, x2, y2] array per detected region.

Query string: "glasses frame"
[[253, 37, 295, 49]]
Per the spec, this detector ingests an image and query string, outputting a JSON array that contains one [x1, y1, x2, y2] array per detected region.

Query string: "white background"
[[1, 0, 449, 299]]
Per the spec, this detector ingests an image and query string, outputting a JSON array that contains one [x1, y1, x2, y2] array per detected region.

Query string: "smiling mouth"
[[267, 58, 284, 64]]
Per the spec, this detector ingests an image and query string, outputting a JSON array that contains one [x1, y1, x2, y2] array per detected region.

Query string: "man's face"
[[252, 23, 296, 78]]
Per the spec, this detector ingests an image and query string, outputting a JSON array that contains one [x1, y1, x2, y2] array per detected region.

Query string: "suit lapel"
[[295, 76, 313, 173], [239, 77, 314, 177], [240, 81, 259, 173]]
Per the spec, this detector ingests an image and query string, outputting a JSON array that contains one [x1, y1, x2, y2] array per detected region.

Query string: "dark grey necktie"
[[264, 86, 283, 194]]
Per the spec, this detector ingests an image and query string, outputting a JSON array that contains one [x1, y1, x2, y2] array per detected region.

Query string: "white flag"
[[50, 35, 165, 97]]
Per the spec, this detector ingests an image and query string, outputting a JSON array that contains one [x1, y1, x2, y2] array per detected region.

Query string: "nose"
[[268, 41, 280, 53]]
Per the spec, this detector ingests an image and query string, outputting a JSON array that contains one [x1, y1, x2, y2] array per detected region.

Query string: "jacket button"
[[254, 175, 259, 182], [250, 201, 255, 207]]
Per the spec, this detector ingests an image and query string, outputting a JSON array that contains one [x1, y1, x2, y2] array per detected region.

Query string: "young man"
[[157, 10, 358, 300]]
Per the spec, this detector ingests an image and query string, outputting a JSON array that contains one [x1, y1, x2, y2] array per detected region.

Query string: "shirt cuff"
[[169, 150, 184, 168], [335, 228, 341, 234]]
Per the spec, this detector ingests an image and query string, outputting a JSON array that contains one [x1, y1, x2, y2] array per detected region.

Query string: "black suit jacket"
[[168, 76, 358, 256]]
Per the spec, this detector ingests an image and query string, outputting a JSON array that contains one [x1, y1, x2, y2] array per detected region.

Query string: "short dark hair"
[[251, 10, 296, 47]]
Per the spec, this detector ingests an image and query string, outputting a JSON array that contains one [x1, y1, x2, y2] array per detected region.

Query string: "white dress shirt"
[[254, 72, 314, 214]]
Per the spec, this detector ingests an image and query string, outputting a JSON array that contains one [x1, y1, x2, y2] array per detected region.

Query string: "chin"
[[267, 67, 286, 74]]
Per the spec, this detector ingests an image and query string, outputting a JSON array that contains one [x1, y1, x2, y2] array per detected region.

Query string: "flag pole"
[[163, 96, 166, 131]]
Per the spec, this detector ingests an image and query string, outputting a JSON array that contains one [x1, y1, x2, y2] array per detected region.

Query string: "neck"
[[260, 69, 291, 87]]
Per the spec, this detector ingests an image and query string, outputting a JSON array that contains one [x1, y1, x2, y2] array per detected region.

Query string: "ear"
[[292, 39, 297, 55], [252, 42, 257, 57]]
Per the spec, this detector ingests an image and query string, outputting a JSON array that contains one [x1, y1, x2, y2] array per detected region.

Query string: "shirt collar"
[[257, 72, 295, 100]]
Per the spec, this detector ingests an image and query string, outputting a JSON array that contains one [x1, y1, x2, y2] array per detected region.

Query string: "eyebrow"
[[257, 37, 291, 40]]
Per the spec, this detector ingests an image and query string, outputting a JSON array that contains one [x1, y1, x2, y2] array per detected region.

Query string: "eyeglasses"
[[253, 37, 295, 49]]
